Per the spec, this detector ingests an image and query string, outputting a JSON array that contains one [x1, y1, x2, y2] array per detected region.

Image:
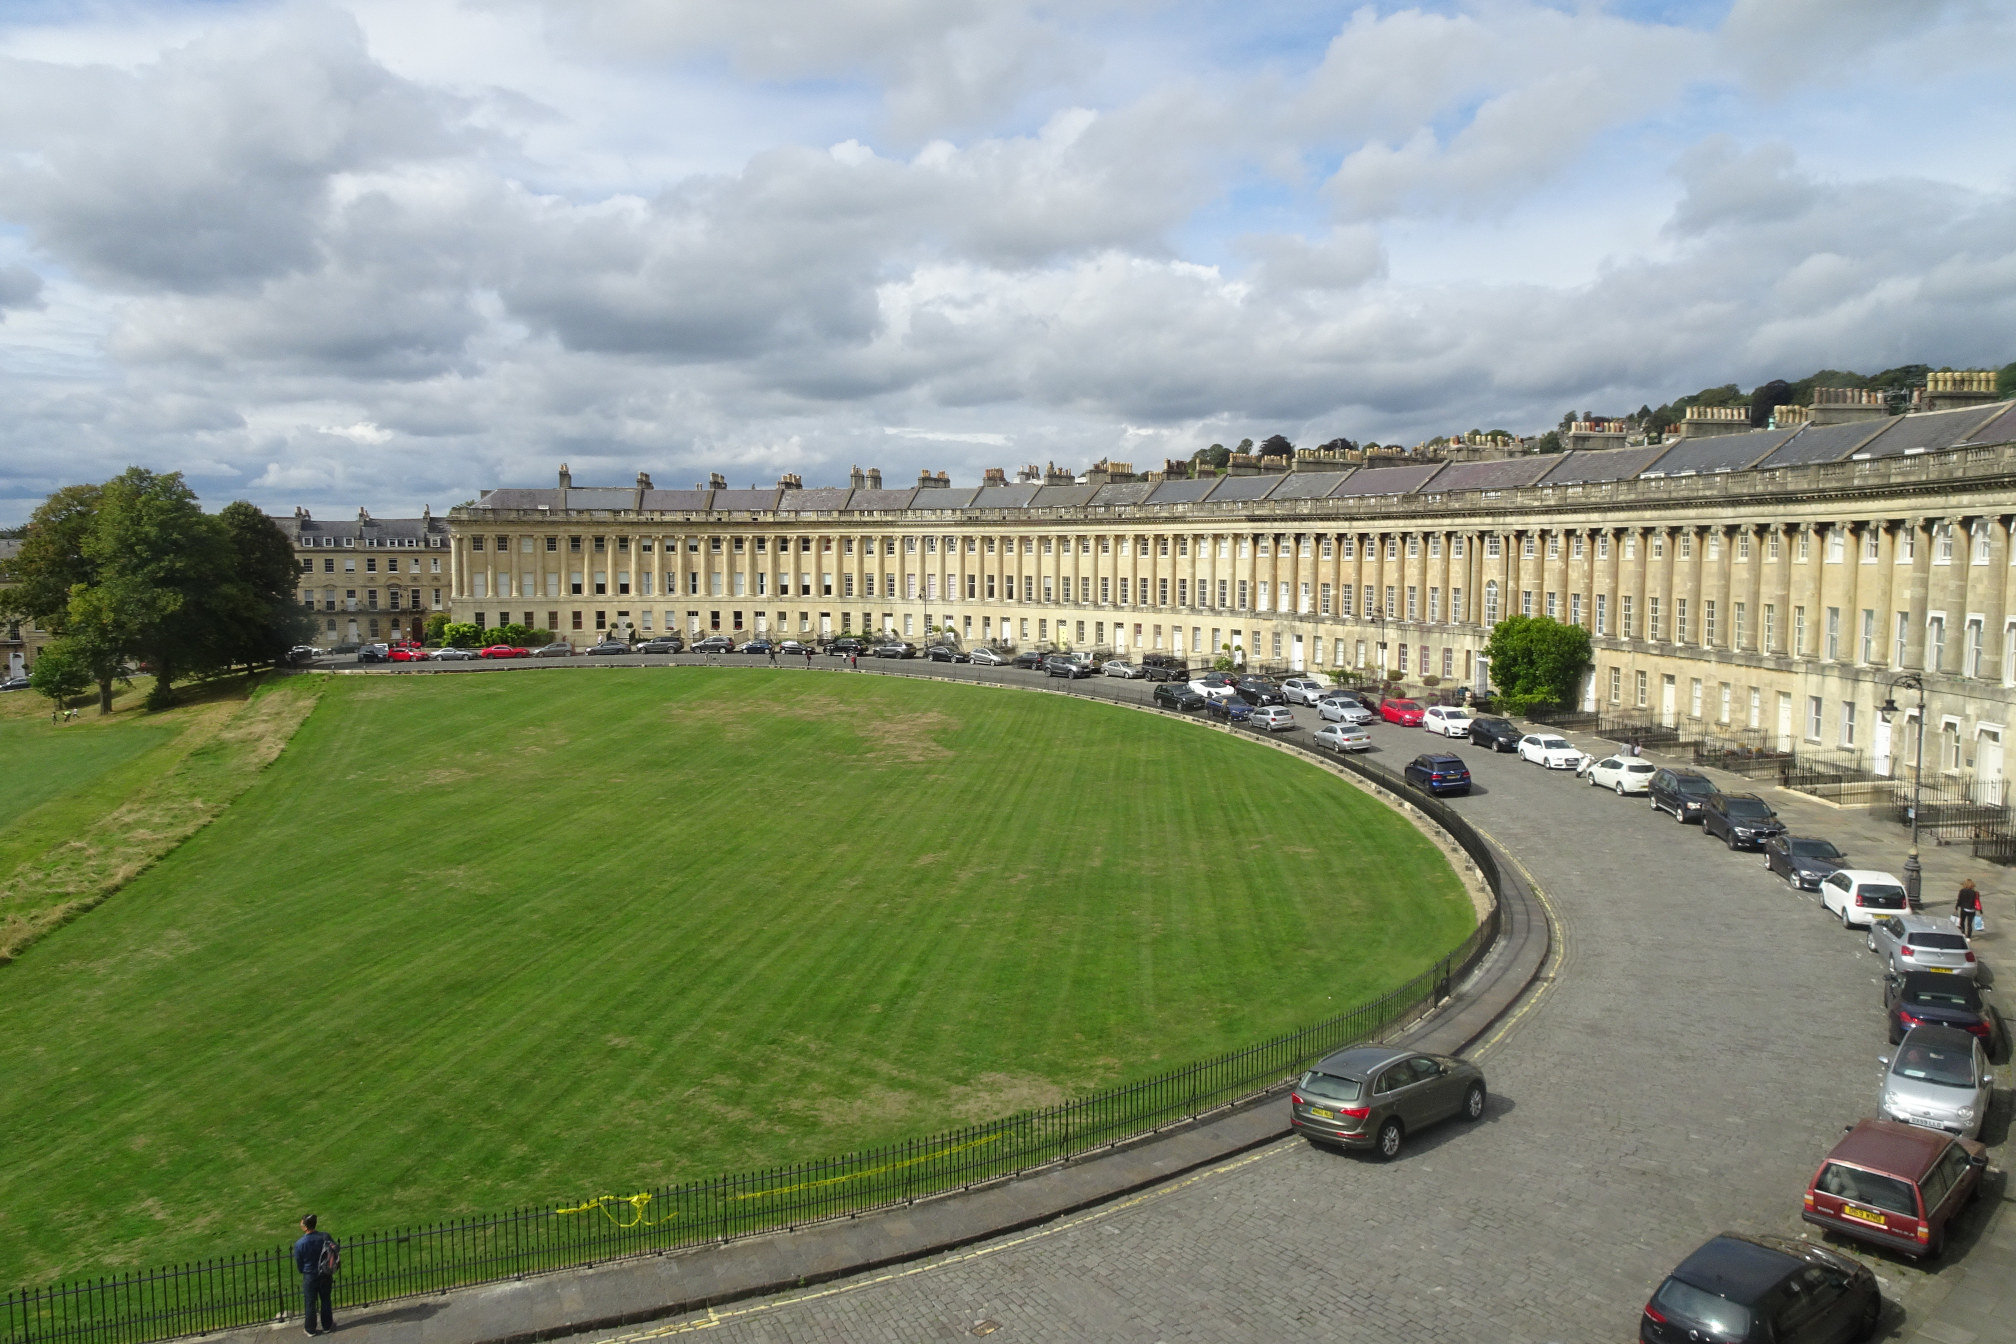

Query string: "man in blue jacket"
[[292, 1214, 336, 1335]]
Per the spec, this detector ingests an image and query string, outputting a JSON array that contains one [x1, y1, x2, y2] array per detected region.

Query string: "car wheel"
[[1725, 831, 1739, 851], [1888, 1018, 1904, 1045], [1841, 902, 1853, 928], [1607, 781, 1621, 795], [1650, 797, 1661, 813], [1675, 806, 1687, 824], [1462, 1082, 1485, 1121], [1866, 931, 1878, 952], [1375, 1117, 1404, 1161]]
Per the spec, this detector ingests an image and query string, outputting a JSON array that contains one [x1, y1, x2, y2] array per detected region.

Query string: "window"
[[1767, 531, 1780, 561], [1635, 670, 1648, 707], [1320, 583, 1332, 615], [1339, 584, 1355, 616], [1483, 581, 1499, 625], [1807, 696, 1824, 741], [1407, 535, 1419, 558], [1967, 618, 1984, 678], [1521, 589, 1533, 616], [1624, 535, 1637, 560], [1452, 536, 1465, 558], [1652, 535, 1665, 559], [1860, 609, 1875, 663], [1522, 535, 1536, 559], [1545, 590, 1557, 618], [1452, 587, 1464, 621], [1825, 607, 1840, 660], [1546, 534, 1560, 560], [1621, 595, 1633, 638], [1159, 578, 1170, 606], [1406, 586, 1418, 620], [1793, 605, 1805, 656], [1936, 524, 1954, 563], [1428, 587, 1440, 623], [1596, 535, 1609, 560], [1385, 586, 1397, 618], [1719, 682, 1731, 723], [1736, 533, 1750, 561], [1896, 612, 1910, 666], [1237, 580, 1249, 609], [1975, 524, 1993, 565], [1929, 615, 1946, 671], [1703, 599, 1716, 645], [1689, 678, 1702, 718], [1676, 597, 1689, 643], [1826, 530, 1844, 563], [1840, 701, 1857, 748], [1797, 530, 1810, 562], [1866, 529, 1882, 562], [1678, 534, 1692, 560], [1486, 535, 1501, 559], [1569, 593, 1581, 626], [1649, 596, 1663, 641], [1733, 601, 1746, 648], [1609, 667, 1622, 703], [1706, 534, 1719, 561]]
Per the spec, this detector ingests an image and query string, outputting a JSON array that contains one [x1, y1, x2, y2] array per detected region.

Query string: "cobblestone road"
[[350, 656, 2011, 1341]]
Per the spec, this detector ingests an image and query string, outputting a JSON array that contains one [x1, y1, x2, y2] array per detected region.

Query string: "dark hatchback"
[[1885, 971, 1997, 1047], [1204, 696, 1253, 723], [1702, 792, 1787, 849], [1154, 684, 1207, 711], [1468, 716, 1521, 752], [871, 641, 916, 658], [635, 636, 684, 654], [1234, 677, 1285, 706], [1650, 767, 1718, 822], [1765, 836, 1849, 890], [1640, 1232, 1879, 1344], [1405, 753, 1472, 796], [924, 644, 968, 662], [826, 638, 866, 658], [1012, 649, 1051, 670]]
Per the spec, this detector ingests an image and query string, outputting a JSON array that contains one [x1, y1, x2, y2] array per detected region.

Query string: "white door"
[[1775, 691, 1793, 752], [1290, 635, 1304, 672], [1661, 675, 1677, 728], [1873, 719, 1892, 777], [1473, 654, 1489, 695], [1978, 729, 2004, 805]]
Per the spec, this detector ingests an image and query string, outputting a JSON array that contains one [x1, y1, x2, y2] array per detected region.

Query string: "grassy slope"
[[0, 718, 179, 852], [0, 669, 1470, 1286]]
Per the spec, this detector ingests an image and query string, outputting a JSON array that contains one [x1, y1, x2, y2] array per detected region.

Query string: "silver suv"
[[1290, 1045, 1487, 1160]]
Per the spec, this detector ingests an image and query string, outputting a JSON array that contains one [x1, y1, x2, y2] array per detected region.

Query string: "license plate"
[[1930, 966, 1955, 973], [1840, 1205, 1887, 1227], [1307, 1107, 1334, 1121]]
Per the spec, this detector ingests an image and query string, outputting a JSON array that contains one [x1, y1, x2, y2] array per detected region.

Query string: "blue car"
[[1404, 753, 1472, 795], [1205, 697, 1253, 723]]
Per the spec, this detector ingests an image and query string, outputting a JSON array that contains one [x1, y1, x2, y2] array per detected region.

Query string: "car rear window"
[[1894, 1041, 1977, 1088], [1651, 1278, 1750, 1337], [1817, 1163, 1918, 1216], [1860, 885, 1907, 908], [1907, 932, 1968, 951], [1297, 1071, 1363, 1103], [1627, 762, 1655, 773], [1908, 984, 1976, 1009]]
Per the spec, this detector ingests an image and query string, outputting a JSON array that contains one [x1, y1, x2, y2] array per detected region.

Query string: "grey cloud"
[[0, 262, 43, 315], [1668, 139, 1820, 236]]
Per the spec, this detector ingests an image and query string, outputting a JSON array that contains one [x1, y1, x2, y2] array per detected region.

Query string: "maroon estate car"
[[1802, 1118, 1987, 1258]]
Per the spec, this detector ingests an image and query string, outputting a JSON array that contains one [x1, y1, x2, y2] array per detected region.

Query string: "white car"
[[1585, 755, 1657, 794], [1312, 723, 1373, 752], [1421, 705, 1473, 738], [1517, 734, 1586, 770], [1280, 676, 1329, 706], [1101, 660, 1145, 678], [1188, 672, 1239, 700], [1319, 698, 1374, 726], [1819, 869, 1911, 928], [1251, 705, 1297, 732]]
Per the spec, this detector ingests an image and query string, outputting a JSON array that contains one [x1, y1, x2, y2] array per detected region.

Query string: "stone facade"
[[449, 400, 2016, 798], [274, 507, 453, 647]]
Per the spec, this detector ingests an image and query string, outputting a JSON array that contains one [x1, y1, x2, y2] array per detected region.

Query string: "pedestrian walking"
[[293, 1215, 337, 1335], [804, 648, 813, 668], [850, 651, 858, 670], [1956, 879, 1984, 938], [768, 646, 778, 667]]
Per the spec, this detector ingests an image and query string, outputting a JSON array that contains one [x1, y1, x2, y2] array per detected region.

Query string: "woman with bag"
[[1955, 879, 1984, 938]]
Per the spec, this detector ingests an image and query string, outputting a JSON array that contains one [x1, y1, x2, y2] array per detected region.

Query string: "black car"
[[1762, 835, 1847, 890], [924, 644, 968, 662], [1234, 677, 1285, 707], [1467, 716, 1521, 752], [737, 639, 774, 655], [0, 675, 32, 691], [1139, 653, 1189, 682], [1404, 753, 1472, 796], [1640, 1231, 1879, 1344], [357, 643, 391, 663], [586, 640, 631, 656], [636, 636, 685, 654], [827, 638, 866, 658], [1204, 696, 1254, 723], [872, 641, 915, 658], [1886, 970, 1996, 1047], [1043, 655, 1093, 679], [1154, 684, 1207, 711], [776, 639, 809, 655], [1700, 792, 1786, 850], [1012, 649, 1052, 670], [1649, 767, 1717, 822], [691, 635, 734, 653]]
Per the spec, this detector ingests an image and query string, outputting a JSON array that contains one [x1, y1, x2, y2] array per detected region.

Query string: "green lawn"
[[0, 717, 182, 872], [0, 669, 1472, 1287]]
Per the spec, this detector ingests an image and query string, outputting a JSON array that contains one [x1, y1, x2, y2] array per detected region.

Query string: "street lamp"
[[1878, 673, 1927, 910]]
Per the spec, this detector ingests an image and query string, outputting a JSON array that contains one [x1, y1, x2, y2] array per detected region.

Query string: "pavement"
[[268, 654, 2010, 1343]]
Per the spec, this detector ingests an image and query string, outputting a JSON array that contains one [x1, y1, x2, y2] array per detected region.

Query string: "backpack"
[[316, 1235, 340, 1277]]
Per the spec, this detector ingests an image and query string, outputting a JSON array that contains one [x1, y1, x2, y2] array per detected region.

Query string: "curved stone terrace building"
[[451, 397, 2016, 799]]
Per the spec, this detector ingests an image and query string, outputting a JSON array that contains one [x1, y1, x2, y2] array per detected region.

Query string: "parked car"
[[1012, 649, 1051, 670], [1639, 1232, 1879, 1344], [431, 646, 480, 661], [1204, 696, 1254, 723], [1801, 1117, 1987, 1258], [968, 647, 1009, 666], [1649, 767, 1717, 821], [737, 639, 774, 655], [1867, 914, 1978, 979], [1280, 676, 1328, 706], [827, 637, 866, 658], [1289, 1045, 1486, 1159], [477, 644, 529, 658], [1468, 716, 1521, 752], [1378, 697, 1425, 726], [1319, 696, 1375, 726], [1517, 734, 1585, 770], [587, 640, 631, 655], [925, 644, 968, 662], [1251, 705, 1297, 732], [1821, 869, 1910, 928], [637, 636, 685, 654], [1188, 670, 1239, 700], [1102, 659, 1144, 678], [1701, 792, 1787, 850], [530, 641, 574, 657], [358, 643, 391, 663], [387, 646, 427, 662], [873, 641, 916, 659], [1765, 836, 1850, 891], [1139, 653, 1188, 681], [1586, 755, 1656, 794], [1153, 683, 1207, 712], [1234, 677, 1285, 706], [1321, 688, 1375, 711], [1312, 723, 1373, 752], [0, 675, 32, 691], [1421, 705, 1474, 738], [1405, 753, 1472, 795], [1043, 655, 1094, 679], [691, 635, 734, 654], [1885, 970, 1996, 1046], [1880, 1025, 1992, 1139]]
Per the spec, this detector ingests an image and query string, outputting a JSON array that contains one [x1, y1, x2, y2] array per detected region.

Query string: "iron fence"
[[1691, 729, 1795, 779], [5, 739, 1507, 1344]]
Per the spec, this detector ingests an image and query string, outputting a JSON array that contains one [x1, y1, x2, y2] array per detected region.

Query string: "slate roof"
[[1209, 474, 1289, 502], [1090, 481, 1156, 507], [963, 484, 1041, 509], [843, 488, 919, 512], [1535, 445, 1671, 487], [1639, 429, 1796, 477], [1959, 402, 2016, 447], [1431, 457, 1554, 491], [1334, 464, 1444, 496], [472, 488, 556, 510], [1756, 419, 1897, 468], [1849, 404, 2011, 459], [561, 487, 637, 510], [710, 488, 781, 512], [1266, 471, 1356, 501], [776, 487, 852, 512], [640, 488, 714, 511], [1144, 477, 1222, 505], [277, 514, 451, 545], [1029, 484, 1102, 509]]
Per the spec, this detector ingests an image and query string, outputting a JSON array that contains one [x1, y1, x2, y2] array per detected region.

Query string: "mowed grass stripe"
[[0, 669, 1470, 1286]]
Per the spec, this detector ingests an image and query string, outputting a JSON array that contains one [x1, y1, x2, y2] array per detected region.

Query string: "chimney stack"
[[983, 467, 1007, 486], [849, 465, 866, 489], [867, 467, 883, 490], [636, 471, 653, 490], [1808, 386, 1889, 427], [778, 472, 802, 490], [558, 463, 572, 489], [1922, 370, 2001, 414], [708, 472, 727, 490]]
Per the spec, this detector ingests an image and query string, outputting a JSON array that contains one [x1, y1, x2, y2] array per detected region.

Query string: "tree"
[[1532, 430, 1563, 455], [29, 640, 92, 716], [424, 612, 450, 643], [1481, 615, 1592, 712], [0, 483, 104, 639], [1235, 438, 1254, 454], [1197, 443, 1230, 469], [81, 469, 234, 708], [1748, 379, 1793, 428], [1257, 434, 1294, 458], [442, 621, 482, 648], [207, 501, 312, 672]]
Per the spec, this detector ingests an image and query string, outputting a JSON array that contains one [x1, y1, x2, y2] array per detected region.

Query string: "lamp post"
[[1878, 673, 1927, 910]]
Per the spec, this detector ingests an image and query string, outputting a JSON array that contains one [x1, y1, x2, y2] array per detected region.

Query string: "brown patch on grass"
[[0, 680, 324, 966], [666, 696, 956, 763]]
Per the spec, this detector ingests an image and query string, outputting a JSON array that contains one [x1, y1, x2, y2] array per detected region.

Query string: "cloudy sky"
[[2, 0, 2013, 522]]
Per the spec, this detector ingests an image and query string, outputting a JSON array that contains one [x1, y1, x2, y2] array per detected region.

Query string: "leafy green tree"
[[0, 483, 103, 635], [80, 469, 233, 708], [207, 501, 312, 672], [1996, 362, 2016, 398], [1748, 379, 1793, 427], [1194, 444, 1230, 469], [1482, 615, 1593, 712], [442, 621, 482, 648], [1257, 434, 1293, 457], [29, 641, 92, 715], [424, 612, 450, 643], [1532, 430, 1563, 454]]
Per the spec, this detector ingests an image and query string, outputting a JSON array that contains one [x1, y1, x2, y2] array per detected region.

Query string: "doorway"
[[1661, 674, 1677, 728]]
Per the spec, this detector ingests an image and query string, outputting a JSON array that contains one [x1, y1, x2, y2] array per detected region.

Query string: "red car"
[[1802, 1118, 1986, 1258], [478, 644, 530, 659], [1379, 698, 1425, 726], [387, 646, 427, 662]]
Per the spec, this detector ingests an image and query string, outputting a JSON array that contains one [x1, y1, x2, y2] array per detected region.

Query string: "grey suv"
[[1289, 1045, 1486, 1160], [1648, 767, 1717, 822]]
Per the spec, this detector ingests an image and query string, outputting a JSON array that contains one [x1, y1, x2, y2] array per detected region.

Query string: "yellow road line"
[[593, 1144, 1297, 1342]]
